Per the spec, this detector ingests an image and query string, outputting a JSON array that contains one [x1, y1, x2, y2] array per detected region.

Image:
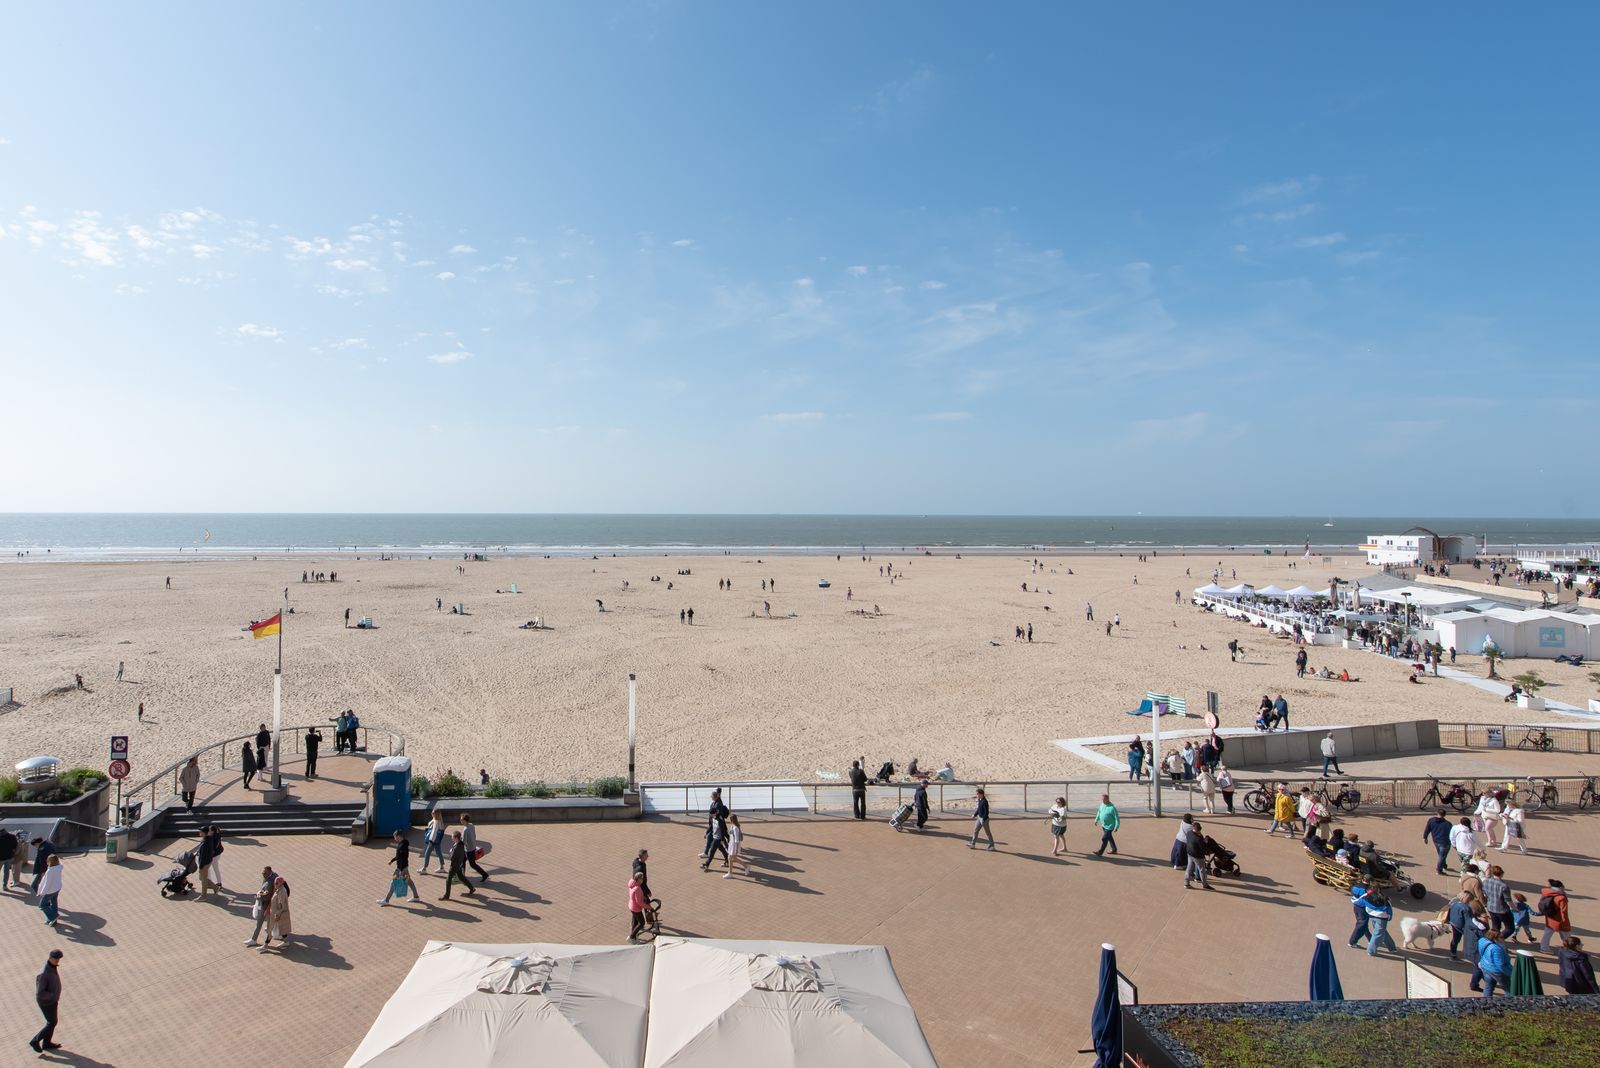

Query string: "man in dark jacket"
[[0, 827, 18, 890], [913, 780, 930, 831], [849, 761, 868, 820], [303, 727, 322, 779], [30, 949, 63, 1053], [380, 830, 419, 905], [633, 849, 658, 932], [699, 789, 729, 870], [439, 831, 475, 900], [1422, 809, 1453, 876], [967, 787, 994, 850], [29, 837, 56, 895]]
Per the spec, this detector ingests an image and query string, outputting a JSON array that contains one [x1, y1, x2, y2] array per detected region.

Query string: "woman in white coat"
[[1500, 801, 1528, 854]]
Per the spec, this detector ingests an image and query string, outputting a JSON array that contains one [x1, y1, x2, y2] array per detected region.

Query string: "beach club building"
[[1361, 527, 1479, 567], [1431, 607, 1600, 660]]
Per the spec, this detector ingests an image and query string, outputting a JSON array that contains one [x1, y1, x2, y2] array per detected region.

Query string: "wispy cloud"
[[330, 337, 368, 350], [435, 271, 456, 281], [919, 279, 947, 290], [449, 243, 476, 254], [845, 265, 868, 277], [427, 351, 472, 364], [857, 65, 935, 120], [236, 323, 282, 340], [762, 411, 825, 423], [1236, 176, 1321, 206], [1295, 232, 1346, 248], [1130, 411, 1210, 442]]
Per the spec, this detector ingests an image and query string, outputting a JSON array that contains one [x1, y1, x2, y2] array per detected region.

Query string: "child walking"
[[722, 814, 749, 879]]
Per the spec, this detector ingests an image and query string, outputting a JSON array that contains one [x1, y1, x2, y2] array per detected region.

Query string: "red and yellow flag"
[[249, 613, 282, 639]]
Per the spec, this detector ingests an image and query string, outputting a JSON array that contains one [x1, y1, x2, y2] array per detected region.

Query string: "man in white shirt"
[[1320, 734, 1342, 776], [1448, 817, 1477, 871]]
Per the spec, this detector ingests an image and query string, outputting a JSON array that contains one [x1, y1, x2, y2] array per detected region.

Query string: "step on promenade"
[[2, 806, 1596, 1066]]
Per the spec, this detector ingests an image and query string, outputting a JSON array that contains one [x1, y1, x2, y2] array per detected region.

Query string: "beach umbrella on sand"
[[1308, 934, 1344, 1001], [1511, 949, 1545, 996], [1090, 943, 1123, 1068]]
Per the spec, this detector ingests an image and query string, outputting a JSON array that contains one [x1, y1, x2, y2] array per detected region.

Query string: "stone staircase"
[[156, 800, 366, 839]]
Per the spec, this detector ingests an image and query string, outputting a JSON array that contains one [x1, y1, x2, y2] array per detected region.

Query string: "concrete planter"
[[1517, 694, 1546, 711], [0, 782, 112, 847], [411, 792, 642, 824]]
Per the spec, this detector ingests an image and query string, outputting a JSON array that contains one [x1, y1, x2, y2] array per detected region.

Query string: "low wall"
[[1219, 720, 1439, 769], [411, 793, 642, 824], [0, 783, 111, 845]]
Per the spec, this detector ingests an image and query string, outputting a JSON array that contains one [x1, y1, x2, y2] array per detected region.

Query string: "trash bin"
[[371, 756, 413, 836], [105, 825, 129, 863]]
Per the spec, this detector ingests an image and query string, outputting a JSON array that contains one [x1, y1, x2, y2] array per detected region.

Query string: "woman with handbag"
[[379, 830, 422, 906], [420, 811, 446, 873]]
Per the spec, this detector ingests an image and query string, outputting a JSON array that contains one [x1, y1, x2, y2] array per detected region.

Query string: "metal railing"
[[1438, 721, 1600, 754], [124, 723, 406, 814]]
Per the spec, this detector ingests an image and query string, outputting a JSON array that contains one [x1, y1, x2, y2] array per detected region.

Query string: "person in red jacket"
[[1539, 879, 1572, 951], [627, 875, 648, 943]]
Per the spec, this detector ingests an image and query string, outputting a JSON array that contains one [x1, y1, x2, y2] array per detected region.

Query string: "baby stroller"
[[873, 761, 896, 784], [1200, 834, 1241, 878], [159, 848, 198, 898]]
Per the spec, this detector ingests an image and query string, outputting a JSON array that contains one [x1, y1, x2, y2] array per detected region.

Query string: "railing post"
[[770, 784, 775, 815], [1023, 783, 1028, 813]]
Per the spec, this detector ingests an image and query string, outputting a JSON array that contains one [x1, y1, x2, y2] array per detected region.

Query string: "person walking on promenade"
[[1267, 785, 1296, 836], [913, 779, 930, 831], [1273, 694, 1290, 731], [29, 949, 63, 1054], [420, 811, 446, 873], [722, 814, 748, 879], [255, 723, 272, 767], [379, 830, 421, 906], [1320, 733, 1341, 776], [1127, 737, 1145, 781], [37, 854, 64, 927], [460, 814, 488, 883], [245, 866, 278, 947], [1423, 809, 1453, 875], [1450, 817, 1477, 872], [1477, 930, 1511, 996], [1539, 879, 1571, 951], [241, 741, 258, 790], [29, 835, 57, 895], [968, 788, 995, 850], [1197, 766, 1217, 814], [197, 827, 222, 898], [303, 726, 322, 779], [0, 826, 18, 892], [1215, 763, 1236, 814], [1447, 890, 1477, 959], [1365, 891, 1398, 955], [1484, 865, 1513, 937], [1046, 796, 1069, 857], [1183, 821, 1212, 890], [1511, 894, 1537, 944], [180, 756, 201, 812], [1347, 878, 1371, 948], [632, 849, 658, 933], [1093, 794, 1120, 856], [440, 831, 475, 900], [1499, 800, 1528, 854], [1558, 937, 1598, 995], [628, 873, 649, 943], [849, 760, 868, 820], [699, 789, 729, 869], [259, 869, 292, 953], [1171, 813, 1194, 869]]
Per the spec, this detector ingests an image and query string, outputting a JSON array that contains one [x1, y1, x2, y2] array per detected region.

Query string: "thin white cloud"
[[1130, 411, 1209, 442], [920, 279, 947, 290], [435, 271, 456, 281], [672, 238, 697, 248], [1232, 244, 1249, 254], [1338, 250, 1381, 265], [1236, 176, 1321, 205], [846, 265, 868, 277], [449, 243, 476, 254], [1295, 232, 1347, 248], [762, 411, 825, 423], [236, 323, 282, 340], [859, 65, 935, 119], [329, 258, 374, 272], [427, 351, 472, 364], [330, 337, 368, 350]]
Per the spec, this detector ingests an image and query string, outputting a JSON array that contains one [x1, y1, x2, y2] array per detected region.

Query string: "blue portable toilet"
[[371, 756, 413, 836]]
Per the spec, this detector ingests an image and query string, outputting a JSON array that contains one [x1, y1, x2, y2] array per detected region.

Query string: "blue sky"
[[2, 2, 1595, 515]]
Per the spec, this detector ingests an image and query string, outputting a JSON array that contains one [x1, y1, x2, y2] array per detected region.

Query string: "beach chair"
[[1124, 698, 1154, 717]]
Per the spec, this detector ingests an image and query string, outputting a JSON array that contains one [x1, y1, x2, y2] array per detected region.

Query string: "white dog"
[[1399, 917, 1451, 949]]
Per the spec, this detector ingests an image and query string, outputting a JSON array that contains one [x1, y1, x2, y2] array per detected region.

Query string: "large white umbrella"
[[644, 939, 936, 1068], [346, 941, 653, 1067]]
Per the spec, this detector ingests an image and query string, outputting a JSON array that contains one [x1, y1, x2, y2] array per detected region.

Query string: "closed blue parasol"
[[1091, 942, 1123, 1068], [1309, 933, 1345, 1001]]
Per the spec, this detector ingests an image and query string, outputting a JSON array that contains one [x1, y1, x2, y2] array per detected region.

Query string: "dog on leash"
[[1399, 917, 1451, 949]]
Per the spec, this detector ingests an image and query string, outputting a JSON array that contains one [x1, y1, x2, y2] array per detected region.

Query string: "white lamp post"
[[627, 673, 637, 791]]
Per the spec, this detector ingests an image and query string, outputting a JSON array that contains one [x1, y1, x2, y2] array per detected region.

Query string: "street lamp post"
[[627, 673, 637, 791]]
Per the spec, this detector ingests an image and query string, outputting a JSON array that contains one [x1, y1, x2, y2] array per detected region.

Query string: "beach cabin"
[[1433, 607, 1600, 660], [1361, 527, 1479, 567]]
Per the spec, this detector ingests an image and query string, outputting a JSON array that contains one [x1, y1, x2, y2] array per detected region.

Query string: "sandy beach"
[[0, 552, 1565, 783]]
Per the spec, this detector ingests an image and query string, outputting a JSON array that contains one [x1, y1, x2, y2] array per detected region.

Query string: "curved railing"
[[124, 723, 405, 814]]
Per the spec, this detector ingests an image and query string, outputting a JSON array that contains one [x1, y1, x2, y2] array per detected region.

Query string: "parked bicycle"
[[1511, 776, 1559, 811], [1579, 776, 1599, 810], [1312, 777, 1362, 813], [1517, 726, 1555, 752], [1418, 776, 1475, 812], [1242, 781, 1278, 814]]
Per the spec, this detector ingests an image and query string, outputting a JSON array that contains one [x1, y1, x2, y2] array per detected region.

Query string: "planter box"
[[1517, 694, 1546, 711], [0, 782, 112, 847], [411, 793, 642, 824]]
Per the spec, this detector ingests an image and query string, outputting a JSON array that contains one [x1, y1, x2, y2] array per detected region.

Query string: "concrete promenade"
[[2, 805, 1596, 1067]]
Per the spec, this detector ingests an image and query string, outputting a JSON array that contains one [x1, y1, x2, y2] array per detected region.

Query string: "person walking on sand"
[[1048, 796, 1068, 857], [440, 831, 476, 900], [1127, 737, 1145, 781], [1093, 794, 1120, 856], [968, 787, 995, 850], [138, 701, 144, 723], [180, 756, 201, 812], [241, 741, 257, 790], [722, 814, 748, 879], [848, 760, 868, 820], [37, 854, 64, 927], [379, 830, 422, 906], [29, 950, 63, 1054], [420, 811, 446, 873], [460, 814, 488, 883], [116, 661, 124, 683]]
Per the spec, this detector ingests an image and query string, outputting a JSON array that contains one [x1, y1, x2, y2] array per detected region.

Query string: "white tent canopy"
[[346, 941, 653, 1068], [1254, 585, 1290, 598], [1367, 586, 1478, 610], [1223, 583, 1254, 597], [644, 939, 935, 1068], [1194, 583, 1233, 597], [1285, 585, 1325, 599]]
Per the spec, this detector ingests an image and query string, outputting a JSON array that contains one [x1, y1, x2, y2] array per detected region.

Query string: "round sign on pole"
[[108, 759, 130, 780], [1204, 710, 1220, 731]]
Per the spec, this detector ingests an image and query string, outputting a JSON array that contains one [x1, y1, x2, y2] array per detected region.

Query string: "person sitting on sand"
[[934, 763, 954, 783], [907, 757, 920, 778]]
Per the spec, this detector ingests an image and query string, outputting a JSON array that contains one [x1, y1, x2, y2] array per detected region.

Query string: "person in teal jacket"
[[1477, 930, 1511, 996], [1094, 794, 1120, 856]]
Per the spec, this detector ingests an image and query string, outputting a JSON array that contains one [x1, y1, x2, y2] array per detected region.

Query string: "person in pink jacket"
[[628, 875, 648, 943]]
